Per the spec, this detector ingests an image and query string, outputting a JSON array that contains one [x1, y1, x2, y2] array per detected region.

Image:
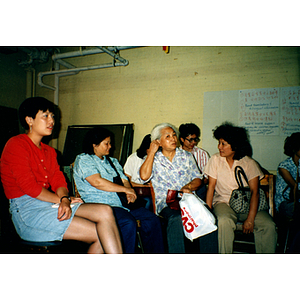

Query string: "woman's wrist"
[[60, 195, 71, 203], [182, 183, 192, 191], [245, 217, 254, 225]]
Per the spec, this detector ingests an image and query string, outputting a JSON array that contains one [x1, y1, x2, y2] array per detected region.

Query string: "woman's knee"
[[98, 203, 114, 215], [79, 203, 115, 223], [214, 204, 237, 228], [96, 204, 116, 223], [217, 215, 236, 231], [254, 211, 276, 232], [215, 211, 236, 232]]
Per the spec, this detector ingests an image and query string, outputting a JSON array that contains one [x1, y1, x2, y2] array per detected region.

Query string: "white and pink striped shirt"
[[180, 146, 210, 176]]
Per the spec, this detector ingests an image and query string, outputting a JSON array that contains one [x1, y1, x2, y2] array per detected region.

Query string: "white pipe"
[[54, 61, 60, 105], [52, 46, 141, 61], [38, 61, 128, 91], [32, 68, 36, 96], [25, 67, 36, 97], [55, 59, 76, 69], [97, 46, 128, 64], [51, 61, 60, 149], [38, 46, 139, 90], [26, 69, 32, 98]]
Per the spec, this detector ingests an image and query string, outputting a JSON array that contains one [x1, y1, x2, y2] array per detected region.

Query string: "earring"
[[29, 125, 32, 133]]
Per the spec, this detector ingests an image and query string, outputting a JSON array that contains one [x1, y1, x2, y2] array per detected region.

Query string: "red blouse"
[[0, 134, 68, 199]]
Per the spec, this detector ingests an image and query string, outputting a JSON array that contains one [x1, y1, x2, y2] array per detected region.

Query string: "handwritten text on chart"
[[280, 87, 300, 135], [239, 88, 279, 135]]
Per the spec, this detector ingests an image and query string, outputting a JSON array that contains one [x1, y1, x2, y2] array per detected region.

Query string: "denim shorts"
[[9, 195, 82, 242]]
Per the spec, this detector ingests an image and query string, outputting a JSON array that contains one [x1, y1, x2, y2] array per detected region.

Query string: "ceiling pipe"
[[51, 46, 141, 60], [37, 71, 79, 91], [37, 61, 128, 91], [55, 58, 76, 69], [97, 46, 128, 65], [38, 46, 138, 90]]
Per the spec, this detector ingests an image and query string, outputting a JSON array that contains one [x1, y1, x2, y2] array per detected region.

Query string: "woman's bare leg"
[[64, 215, 104, 253], [64, 203, 122, 254]]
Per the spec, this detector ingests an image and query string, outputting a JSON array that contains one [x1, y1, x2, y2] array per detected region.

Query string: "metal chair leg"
[[284, 226, 290, 253], [136, 220, 144, 253]]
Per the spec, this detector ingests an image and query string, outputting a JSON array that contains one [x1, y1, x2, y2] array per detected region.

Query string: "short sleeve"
[[204, 154, 218, 180], [75, 154, 100, 179]]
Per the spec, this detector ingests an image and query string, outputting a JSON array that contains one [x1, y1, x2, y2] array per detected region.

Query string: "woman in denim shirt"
[[73, 127, 164, 253], [275, 132, 300, 217]]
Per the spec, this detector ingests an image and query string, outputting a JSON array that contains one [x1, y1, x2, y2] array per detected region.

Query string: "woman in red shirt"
[[0, 97, 122, 254]]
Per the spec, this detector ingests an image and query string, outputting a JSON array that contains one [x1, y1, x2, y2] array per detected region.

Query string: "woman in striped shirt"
[[179, 123, 209, 200]]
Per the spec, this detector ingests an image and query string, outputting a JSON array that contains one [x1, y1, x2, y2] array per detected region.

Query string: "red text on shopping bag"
[[181, 206, 199, 233]]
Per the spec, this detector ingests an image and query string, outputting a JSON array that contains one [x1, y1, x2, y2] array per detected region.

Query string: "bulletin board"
[[202, 86, 300, 171]]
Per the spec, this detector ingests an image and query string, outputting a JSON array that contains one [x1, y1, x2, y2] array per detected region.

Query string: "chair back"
[[70, 163, 81, 198], [259, 174, 275, 217], [149, 181, 157, 214]]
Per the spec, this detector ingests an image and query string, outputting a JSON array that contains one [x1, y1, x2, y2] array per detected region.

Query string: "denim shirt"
[[73, 153, 128, 209], [140, 148, 202, 214], [275, 157, 300, 211]]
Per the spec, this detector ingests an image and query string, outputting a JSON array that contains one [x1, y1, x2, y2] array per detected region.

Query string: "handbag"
[[106, 156, 146, 209], [179, 193, 217, 241], [229, 166, 269, 214], [166, 189, 181, 210]]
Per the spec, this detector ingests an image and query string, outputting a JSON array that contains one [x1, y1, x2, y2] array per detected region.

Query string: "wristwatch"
[[60, 196, 71, 203]]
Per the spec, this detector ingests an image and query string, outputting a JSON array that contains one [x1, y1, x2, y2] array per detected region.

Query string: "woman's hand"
[[70, 196, 84, 204], [148, 140, 160, 155], [243, 218, 254, 234], [140, 141, 159, 181], [181, 188, 192, 194], [180, 179, 202, 194], [125, 187, 137, 204], [206, 176, 217, 209], [244, 176, 259, 233], [57, 198, 72, 221]]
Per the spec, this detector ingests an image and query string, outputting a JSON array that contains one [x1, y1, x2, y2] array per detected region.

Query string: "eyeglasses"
[[185, 137, 200, 143]]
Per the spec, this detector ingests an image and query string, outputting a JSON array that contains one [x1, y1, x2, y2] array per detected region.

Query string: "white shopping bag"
[[179, 192, 217, 241]]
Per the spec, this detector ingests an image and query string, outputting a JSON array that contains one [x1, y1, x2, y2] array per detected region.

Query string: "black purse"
[[229, 166, 269, 214], [106, 156, 145, 210]]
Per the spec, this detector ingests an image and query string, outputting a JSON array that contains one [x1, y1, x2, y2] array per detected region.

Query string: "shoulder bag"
[[229, 166, 269, 214]]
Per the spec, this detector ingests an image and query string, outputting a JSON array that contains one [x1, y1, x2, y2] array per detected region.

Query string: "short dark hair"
[[179, 123, 200, 145], [284, 132, 300, 157], [18, 97, 55, 129], [213, 122, 252, 160], [136, 134, 151, 159], [82, 127, 113, 155]]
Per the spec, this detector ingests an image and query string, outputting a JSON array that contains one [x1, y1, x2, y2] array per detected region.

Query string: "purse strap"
[[234, 166, 249, 189], [106, 156, 124, 186], [106, 156, 134, 189]]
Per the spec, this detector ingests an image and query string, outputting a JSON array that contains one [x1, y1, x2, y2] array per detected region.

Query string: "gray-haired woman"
[[140, 123, 218, 253]]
